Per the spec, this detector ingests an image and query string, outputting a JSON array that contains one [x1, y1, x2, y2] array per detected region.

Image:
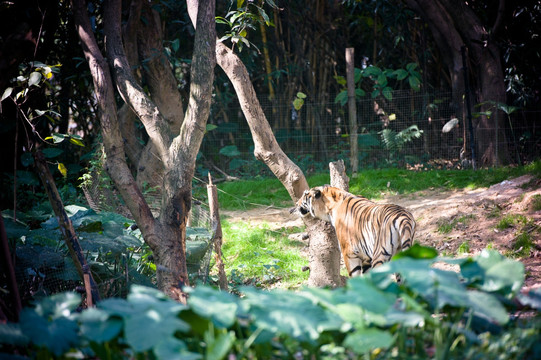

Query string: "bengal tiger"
[[292, 185, 415, 277]]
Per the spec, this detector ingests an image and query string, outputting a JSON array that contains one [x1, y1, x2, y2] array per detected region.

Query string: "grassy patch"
[[512, 231, 534, 257], [208, 162, 539, 211], [531, 194, 541, 211], [437, 214, 476, 234], [457, 241, 470, 254], [496, 214, 529, 230], [220, 220, 308, 289]]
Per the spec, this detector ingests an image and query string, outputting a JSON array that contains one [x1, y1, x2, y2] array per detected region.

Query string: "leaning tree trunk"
[[187, 0, 342, 287], [72, 0, 216, 302]]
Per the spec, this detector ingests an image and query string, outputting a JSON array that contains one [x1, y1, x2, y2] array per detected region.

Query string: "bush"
[[1, 247, 540, 359]]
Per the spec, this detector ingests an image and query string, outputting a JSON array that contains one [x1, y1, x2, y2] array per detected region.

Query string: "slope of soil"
[[222, 176, 541, 291]]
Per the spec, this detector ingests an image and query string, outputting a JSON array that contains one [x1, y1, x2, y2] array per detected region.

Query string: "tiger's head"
[[290, 185, 343, 223]]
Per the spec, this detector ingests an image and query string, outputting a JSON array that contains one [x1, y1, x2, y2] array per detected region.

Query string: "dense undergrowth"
[[1, 246, 540, 359], [2, 162, 541, 358]]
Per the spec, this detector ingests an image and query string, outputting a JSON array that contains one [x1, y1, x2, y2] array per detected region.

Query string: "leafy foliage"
[[3, 205, 213, 301], [1, 248, 540, 359]]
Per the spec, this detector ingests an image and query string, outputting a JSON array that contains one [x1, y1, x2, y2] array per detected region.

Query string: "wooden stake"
[[207, 173, 228, 290]]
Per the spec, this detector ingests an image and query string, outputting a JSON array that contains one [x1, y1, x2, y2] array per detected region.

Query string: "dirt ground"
[[223, 175, 541, 292]]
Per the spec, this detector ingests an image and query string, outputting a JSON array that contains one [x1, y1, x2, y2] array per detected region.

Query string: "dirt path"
[[223, 176, 541, 292]]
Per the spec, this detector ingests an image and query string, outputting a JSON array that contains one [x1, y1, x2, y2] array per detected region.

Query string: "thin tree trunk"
[[346, 48, 358, 175], [33, 150, 100, 304]]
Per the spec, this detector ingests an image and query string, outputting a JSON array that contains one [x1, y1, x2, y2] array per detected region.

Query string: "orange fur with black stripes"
[[294, 185, 415, 276]]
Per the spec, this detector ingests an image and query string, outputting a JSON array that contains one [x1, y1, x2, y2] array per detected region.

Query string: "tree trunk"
[[402, 0, 510, 165], [187, 0, 342, 287], [72, 0, 216, 302], [346, 48, 358, 175]]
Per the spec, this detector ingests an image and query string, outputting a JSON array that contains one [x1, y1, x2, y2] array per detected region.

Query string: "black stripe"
[[349, 265, 363, 276]]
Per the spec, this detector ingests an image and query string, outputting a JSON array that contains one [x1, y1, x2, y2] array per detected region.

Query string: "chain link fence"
[[201, 90, 539, 175]]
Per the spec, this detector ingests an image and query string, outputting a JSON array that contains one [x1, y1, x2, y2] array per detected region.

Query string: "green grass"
[[220, 220, 308, 289], [512, 232, 534, 257], [209, 161, 540, 211], [496, 214, 529, 230], [437, 214, 476, 234], [531, 194, 541, 211]]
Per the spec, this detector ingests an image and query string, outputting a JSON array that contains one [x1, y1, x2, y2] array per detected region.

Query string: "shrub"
[[1, 247, 540, 360]]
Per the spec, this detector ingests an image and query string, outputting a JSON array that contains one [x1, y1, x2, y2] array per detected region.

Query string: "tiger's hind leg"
[[345, 255, 364, 277]]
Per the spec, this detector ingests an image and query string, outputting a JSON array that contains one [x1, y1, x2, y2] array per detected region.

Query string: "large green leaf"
[[187, 286, 240, 328], [153, 336, 201, 360], [123, 286, 190, 352], [460, 250, 524, 297], [518, 287, 541, 311], [219, 145, 241, 157], [343, 328, 394, 354], [20, 308, 80, 356], [393, 243, 438, 260], [205, 330, 236, 360], [79, 307, 123, 343], [242, 287, 342, 343], [466, 290, 508, 325]]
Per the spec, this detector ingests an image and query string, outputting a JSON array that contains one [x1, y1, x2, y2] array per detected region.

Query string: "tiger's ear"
[[313, 189, 321, 199]]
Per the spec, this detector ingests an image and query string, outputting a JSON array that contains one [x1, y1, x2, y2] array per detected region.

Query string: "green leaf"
[[206, 331, 235, 360], [42, 147, 64, 158], [0, 322, 28, 346], [219, 145, 241, 157], [343, 328, 394, 354], [382, 86, 393, 100], [293, 97, 304, 110], [16, 170, 40, 186], [354, 68, 362, 83], [206, 123, 218, 132], [334, 90, 348, 106], [334, 75, 346, 86], [69, 136, 85, 147], [394, 69, 409, 81], [187, 286, 239, 328], [355, 88, 366, 97], [466, 290, 508, 324], [124, 288, 190, 352], [518, 287, 541, 311], [28, 71, 42, 86], [20, 308, 80, 356], [363, 66, 382, 78], [296, 91, 307, 99], [171, 38, 180, 53], [393, 244, 438, 260], [51, 132, 67, 144], [154, 337, 201, 360], [460, 250, 524, 297], [242, 287, 342, 343], [358, 133, 380, 147], [376, 73, 387, 86], [408, 75, 421, 91], [79, 308, 123, 343], [1, 87, 13, 101], [20, 152, 34, 167], [406, 62, 418, 72]]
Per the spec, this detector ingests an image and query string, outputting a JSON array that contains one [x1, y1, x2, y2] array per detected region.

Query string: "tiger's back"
[[295, 185, 415, 277]]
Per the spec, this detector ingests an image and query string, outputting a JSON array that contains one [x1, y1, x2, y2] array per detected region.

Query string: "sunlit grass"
[[209, 161, 539, 211], [220, 220, 309, 289]]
